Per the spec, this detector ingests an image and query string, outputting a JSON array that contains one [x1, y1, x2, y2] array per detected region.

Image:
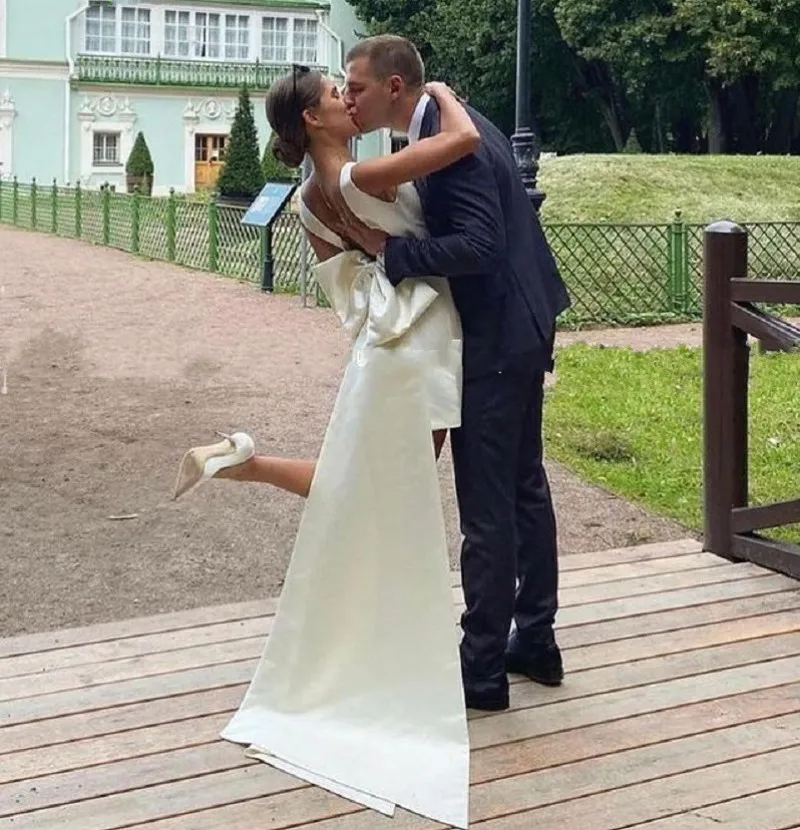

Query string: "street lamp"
[[510, 0, 545, 211]]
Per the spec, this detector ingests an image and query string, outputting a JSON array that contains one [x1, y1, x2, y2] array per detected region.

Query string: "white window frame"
[[78, 109, 137, 181], [260, 15, 319, 65], [92, 131, 122, 167], [163, 9, 192, 58], [120, 7, 151, 56], [261, 16, 289, 64], [223, 13, 250, 60], [291, 18, 318, 65], [84, 3, 119, 55], [194, 11, 222, 59]]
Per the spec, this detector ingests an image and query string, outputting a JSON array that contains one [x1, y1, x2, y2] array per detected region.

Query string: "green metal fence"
[[2, 177, 799, 326]]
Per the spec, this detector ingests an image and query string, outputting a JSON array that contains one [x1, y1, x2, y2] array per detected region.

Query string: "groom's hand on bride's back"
[[347, 223, 388, 257]]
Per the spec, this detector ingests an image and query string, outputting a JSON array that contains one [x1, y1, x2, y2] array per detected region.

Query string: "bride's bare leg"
[[217, 429, 449, 499], [217, 456, 316, 497]]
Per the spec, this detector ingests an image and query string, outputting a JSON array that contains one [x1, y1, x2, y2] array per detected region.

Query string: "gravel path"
[[0, 227, 691, 636]]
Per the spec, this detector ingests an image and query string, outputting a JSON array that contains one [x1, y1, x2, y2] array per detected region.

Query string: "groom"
[[342, 35, 571, 711]]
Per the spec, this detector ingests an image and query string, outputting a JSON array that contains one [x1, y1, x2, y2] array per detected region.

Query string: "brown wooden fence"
[[703, 220, 800, 579]]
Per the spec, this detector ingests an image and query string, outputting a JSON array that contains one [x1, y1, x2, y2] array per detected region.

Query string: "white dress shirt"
[[407, 92, 431, 144]]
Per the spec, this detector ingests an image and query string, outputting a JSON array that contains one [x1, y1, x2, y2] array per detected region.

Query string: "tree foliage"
[[348, 0, 800, 155], [216, 86, 265, 199]]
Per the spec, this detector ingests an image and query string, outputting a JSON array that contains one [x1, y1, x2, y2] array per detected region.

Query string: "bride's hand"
[[424, 81, 462, 102]]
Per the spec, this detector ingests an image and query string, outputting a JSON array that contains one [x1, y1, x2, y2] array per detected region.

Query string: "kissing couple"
[[173, 34, 571, 830]]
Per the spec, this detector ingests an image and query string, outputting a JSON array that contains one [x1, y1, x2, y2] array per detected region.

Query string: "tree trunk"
[[706, 80, 725, 154], [576, 60, 628, 151]]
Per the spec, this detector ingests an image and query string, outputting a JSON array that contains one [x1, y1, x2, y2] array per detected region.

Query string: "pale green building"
[[0, 0, 386, 194]]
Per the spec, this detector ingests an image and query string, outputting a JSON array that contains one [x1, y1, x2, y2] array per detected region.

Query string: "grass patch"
[[544, 344, 800, 542], [539, 155, 800, 224]]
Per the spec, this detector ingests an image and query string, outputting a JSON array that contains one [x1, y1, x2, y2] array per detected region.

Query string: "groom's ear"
[[388, 75, 403, 100]]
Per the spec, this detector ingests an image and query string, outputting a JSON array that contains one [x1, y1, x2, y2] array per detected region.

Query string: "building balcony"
[[73, 54, 329, 91]]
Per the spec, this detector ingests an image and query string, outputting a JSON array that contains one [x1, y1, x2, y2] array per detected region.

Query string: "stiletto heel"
[[173, 431, 255, 500]]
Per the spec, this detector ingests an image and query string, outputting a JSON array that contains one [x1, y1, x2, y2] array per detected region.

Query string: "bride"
[[172, 68, 478, 829]]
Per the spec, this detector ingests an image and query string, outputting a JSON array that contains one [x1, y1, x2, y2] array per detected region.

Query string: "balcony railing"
[[74, 54, 327, 90]]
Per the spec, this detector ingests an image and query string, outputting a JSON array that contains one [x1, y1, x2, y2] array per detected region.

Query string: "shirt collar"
[[407, 93, 431, 144]]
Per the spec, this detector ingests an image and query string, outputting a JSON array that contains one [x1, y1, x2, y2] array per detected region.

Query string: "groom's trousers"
[[451, 349, 559, 693]]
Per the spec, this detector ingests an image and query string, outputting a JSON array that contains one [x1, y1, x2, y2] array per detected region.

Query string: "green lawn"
[[538, 155, 800, 224], [544, 344, 800, 541]]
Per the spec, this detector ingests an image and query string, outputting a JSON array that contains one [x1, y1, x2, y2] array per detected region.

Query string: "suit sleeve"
[[383, 148, 506, 285]]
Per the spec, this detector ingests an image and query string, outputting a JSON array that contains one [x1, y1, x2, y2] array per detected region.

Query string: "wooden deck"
[[1, 538, 799, 829]]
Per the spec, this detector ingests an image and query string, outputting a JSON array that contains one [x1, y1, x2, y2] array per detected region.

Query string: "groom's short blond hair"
[[346, 35, 425, 89]]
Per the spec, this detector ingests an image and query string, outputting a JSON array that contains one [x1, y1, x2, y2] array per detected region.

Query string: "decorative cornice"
[[0, 59, 69, 81]]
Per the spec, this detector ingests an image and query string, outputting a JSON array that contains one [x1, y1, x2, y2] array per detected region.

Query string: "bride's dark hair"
[[265, 66, 324, 167]]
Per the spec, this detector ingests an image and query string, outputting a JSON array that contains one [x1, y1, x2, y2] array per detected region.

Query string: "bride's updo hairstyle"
[[265, 65, 324, 167]]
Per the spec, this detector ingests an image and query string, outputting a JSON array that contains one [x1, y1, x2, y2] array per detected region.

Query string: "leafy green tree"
[[216, 86, 265, 199]]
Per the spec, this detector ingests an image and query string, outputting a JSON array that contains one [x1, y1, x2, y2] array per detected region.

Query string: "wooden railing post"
[[703, 220, 748, 558]]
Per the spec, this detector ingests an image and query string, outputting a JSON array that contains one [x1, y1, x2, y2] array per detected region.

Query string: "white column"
[[0, 90, 15, 179], [183, 101, 200, 193]]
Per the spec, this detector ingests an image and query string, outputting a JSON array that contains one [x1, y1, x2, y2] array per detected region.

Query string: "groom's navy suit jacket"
[[384, 99, 571, 380]]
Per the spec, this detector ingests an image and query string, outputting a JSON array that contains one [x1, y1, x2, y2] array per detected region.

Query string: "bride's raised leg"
[[175, 429, 448, 501], [216, 456, 316, 497], [218, 429, 447, 498]]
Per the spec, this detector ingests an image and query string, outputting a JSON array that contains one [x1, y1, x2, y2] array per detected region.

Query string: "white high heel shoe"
[[173, 431, 255, 500]]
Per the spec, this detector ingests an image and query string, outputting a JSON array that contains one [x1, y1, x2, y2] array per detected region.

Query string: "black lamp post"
[[510, 0, 545, 211]]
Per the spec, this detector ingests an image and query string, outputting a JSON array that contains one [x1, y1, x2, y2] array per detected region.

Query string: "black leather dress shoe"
[[463, 684, 510, 711], [505, 640, 564, 687]]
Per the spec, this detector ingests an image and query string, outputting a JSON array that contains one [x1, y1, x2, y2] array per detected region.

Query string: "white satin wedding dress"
[[220, 163, 471, 828]]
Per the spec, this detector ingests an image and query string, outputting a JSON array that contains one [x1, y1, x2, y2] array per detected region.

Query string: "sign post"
[[241, 182, 298, 293]]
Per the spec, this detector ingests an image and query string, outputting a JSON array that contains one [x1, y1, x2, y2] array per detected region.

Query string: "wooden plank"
[[118, 710, 800, 830], [0, 554, 719, 684], [556, 538, 703, 571], [454, 563, 775, 620], [0, 616, 273, 681], [627, 782, 800, 829], [547, 562, 768, 607], [0, 686, 246, 756], [486, 631, 800, 720], [0, 661, 255, 728], [122, 788, 364, 830], [0, 742, 256, 816], [732, 498, 800, 534], [0, 599, 275, 660], [731, 278, 800, 305], [471, 714, 800, 824], [555, 573, 798, 627], [732, 533, 800, 580], [0, 712, 231, 785], [731, 302, 800, 352], [556, 587, 800, 649], [450, 551, 724, 590], [472, 681, 800, 785], [566, 608, 800, 671], [469, 654, 800, 750], [479, 744, 800, 830], [0, 637, 266, 703], [0, 765, 303, 830]]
